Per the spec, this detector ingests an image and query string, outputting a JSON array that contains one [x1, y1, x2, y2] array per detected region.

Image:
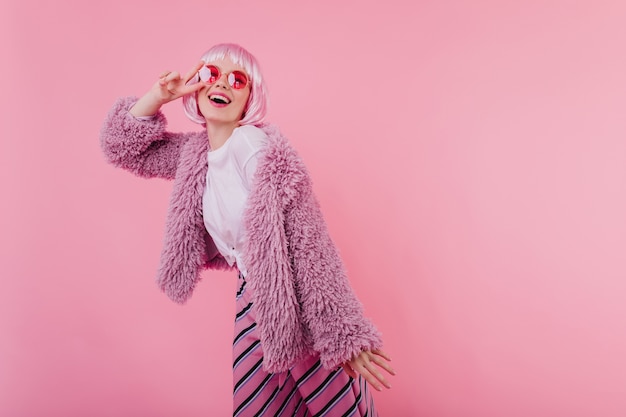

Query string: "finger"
[[363, 360, 391, 389], [372, 349, 392, 362], [341, 363, 357, 380], [164, 71, 181, 83], [181, 80, 206, 94], [159, 70, 172, 78], [173, 81, 205, 99], [182, 60, 206, 84], [369, 354, 396, 376], [352, 361, 383, 391]]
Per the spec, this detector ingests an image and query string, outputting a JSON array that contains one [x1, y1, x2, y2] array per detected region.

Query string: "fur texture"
[[100, 97, 383, 372]]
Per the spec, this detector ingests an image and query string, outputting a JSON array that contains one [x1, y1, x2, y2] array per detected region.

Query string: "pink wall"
[[2, 0, 626, 415]]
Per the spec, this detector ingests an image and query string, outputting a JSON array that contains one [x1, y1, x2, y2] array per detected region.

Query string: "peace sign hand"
[[151, 60, 206, 104], [129, 61, 206, 118]]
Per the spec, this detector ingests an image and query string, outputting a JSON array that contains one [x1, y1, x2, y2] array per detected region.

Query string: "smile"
[[209, 94, 231, 105]]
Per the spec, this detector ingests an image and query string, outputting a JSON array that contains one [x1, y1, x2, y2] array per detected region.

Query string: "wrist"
[[129, 92, 162, 117]]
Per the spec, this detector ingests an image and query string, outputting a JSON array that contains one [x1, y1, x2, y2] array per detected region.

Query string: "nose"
[[214, 73, 230, 89]]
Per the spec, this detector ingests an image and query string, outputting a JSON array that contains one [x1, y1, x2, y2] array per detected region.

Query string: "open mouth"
[[209, 94, 231, 105]]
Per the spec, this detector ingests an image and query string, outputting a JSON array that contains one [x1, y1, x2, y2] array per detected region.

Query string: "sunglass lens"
[[199, 65, 220, 83], [229, 71, 248, 89], [208, 65, 220, 83]]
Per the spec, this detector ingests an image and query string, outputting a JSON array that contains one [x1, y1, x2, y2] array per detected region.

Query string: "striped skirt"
[[233, 273, 379, 417]]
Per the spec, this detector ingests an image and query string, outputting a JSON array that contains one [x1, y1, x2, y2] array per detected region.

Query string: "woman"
[[100, 43, 394, 416]]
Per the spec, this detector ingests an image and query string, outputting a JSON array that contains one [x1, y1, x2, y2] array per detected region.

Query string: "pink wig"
[[183, 43, 268, 126]]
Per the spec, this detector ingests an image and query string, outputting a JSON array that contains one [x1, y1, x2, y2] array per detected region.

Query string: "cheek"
[[236, 91, 251, 113], [197, 88, 208, 105], [196, 91, 213, 115]]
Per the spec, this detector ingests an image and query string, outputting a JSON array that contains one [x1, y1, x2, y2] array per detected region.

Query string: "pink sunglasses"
[[198, 64, 249, 90]]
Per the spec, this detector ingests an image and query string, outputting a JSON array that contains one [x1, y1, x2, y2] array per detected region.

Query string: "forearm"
[[129, 90, 163, 118]]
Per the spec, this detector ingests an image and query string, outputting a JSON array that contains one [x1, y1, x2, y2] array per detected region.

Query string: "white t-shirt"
[[202, 125, 268, 276]]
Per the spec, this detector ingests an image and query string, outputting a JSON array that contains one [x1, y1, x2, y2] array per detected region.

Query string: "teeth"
[[209, 95, 230, 104]]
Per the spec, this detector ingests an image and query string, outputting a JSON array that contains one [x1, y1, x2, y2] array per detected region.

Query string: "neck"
[[206, 121, 239, 151]]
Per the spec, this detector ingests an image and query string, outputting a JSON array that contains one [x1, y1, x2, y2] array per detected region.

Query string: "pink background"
[[2, 0, 626, 415]]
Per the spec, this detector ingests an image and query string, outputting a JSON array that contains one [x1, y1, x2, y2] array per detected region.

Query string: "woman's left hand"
[[341, 349, 396, 391]]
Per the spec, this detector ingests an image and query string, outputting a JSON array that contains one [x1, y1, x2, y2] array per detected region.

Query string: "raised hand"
[[341, 349, 396, 391], [129, 61, 206, 118]]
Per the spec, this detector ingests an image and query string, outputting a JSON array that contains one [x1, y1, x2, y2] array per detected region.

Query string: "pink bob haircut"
[[183, 43, 268, 126]]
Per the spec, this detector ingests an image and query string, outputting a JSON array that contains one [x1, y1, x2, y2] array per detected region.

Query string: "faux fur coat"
[[100, 97, 382, 373]]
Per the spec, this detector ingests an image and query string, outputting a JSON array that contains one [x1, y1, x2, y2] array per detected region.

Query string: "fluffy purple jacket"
[[100, 97, 382, 372]]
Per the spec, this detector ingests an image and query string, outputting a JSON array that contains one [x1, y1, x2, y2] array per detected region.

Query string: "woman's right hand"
[[129, 60, 206, 118], [341, 348, 395, 391]]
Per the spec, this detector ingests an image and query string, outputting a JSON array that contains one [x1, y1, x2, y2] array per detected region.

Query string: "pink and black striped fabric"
[[233, 273, 379, 416]]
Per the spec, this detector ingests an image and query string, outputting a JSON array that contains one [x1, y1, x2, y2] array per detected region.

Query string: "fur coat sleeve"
[[243, 125, 383, 372], [99, 96, 187, 180]]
